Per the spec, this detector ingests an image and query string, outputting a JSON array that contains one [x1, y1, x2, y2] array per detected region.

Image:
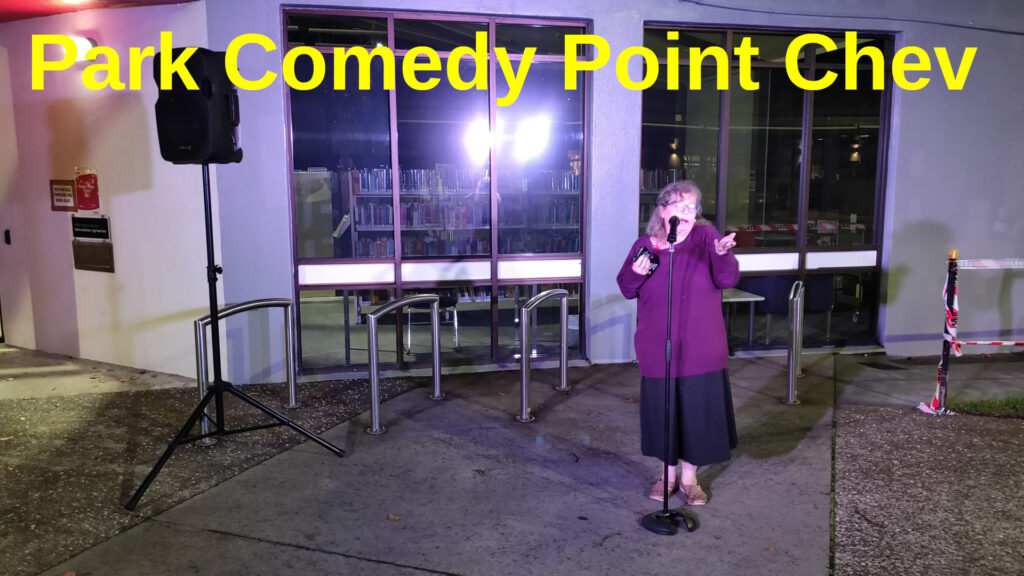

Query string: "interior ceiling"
[[0, 0, 197, 24]]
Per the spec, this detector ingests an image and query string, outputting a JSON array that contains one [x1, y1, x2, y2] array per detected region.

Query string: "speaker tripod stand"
[[125, 164, 344, 511]]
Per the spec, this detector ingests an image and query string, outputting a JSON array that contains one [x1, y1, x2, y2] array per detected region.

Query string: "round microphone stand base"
[[642, 509, 699, 535]]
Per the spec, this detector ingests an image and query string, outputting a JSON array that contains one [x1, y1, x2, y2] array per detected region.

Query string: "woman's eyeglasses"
[[658, 200, 700, 213]]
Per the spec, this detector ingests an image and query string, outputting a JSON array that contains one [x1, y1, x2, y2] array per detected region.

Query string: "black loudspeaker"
[[153, 48, 242, 164]]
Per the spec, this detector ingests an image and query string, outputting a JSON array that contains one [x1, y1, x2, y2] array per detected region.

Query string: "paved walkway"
[[1, 344, 1022, 575]]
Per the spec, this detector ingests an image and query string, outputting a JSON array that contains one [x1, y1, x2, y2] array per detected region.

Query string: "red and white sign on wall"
[[75, 169, 99, 211]]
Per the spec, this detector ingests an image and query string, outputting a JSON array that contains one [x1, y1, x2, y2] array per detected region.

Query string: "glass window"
[[640, 25, 890, 352], [643, 28, 724, 61], [816, 34, 889, 67], [496, 63, 584, 254], [299, 288, 395, 371], [400, 285, 493, 365], [497, 24, 589, 56], [739, 33, 804, 64], [803, 271, 878, 346], [732, 272, 877, 348], [640, 65, 720, 235], [286, 13, 387, 48], [289, 12, 588, 372], [395, 19, 488, 52], [808, 68, 880, 248], [725, 67, 803, 248], [290, 52, 393, 259], [497, 283, 582, 359], [396, 58, 491, 257]]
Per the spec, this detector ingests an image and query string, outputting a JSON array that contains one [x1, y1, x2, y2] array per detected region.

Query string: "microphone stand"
[[642, 218, 698, 535]]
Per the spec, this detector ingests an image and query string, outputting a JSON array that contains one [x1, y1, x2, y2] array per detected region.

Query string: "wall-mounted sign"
[[72, 240, 115, 273], [71, 215, 110, 241], [50, 179, 76, 212], [75, 172, 99, 211]]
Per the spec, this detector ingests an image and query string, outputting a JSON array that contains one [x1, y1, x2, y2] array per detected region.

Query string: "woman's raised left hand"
[[714, 232, 737, 255]]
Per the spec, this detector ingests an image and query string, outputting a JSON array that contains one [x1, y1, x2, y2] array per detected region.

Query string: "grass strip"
[[947, 396, 1024, 418]]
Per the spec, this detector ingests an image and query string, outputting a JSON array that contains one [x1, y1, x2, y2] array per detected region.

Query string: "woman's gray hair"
[[645, 180, 705, 238]]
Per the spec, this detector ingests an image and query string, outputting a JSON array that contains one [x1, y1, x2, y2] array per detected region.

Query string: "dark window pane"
[[731, 271, 878, 348], [804, 270, 878, 346], [808, 68, 880, 248], [816, 34, 889, 67], [396, 58, 491, 257], [733, 274, 798, 346], [644, 28, 724, 61], [736, 33, 803, 64], [497, 283, 582, 358], [291, 53, 392, 259], [401, 285, 493, 364], [725, 68, 803, 248], [286, 13, 387, 48], [299, 288, 395, 370], [496, 63, 584, 255], [640, 66, 720, 235], [496, 24, 587, 56], [394, 19, 488, 52]]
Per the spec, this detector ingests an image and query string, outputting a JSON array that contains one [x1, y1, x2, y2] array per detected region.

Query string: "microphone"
[[667, 216, 679, 243]]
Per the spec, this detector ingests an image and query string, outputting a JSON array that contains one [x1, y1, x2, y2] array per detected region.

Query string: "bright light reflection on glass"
[[464, 117, 491, 165], [514, 115, 550, 162]]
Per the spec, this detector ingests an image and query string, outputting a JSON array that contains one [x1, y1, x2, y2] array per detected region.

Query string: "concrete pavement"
[[2, 344, 1022, 575]]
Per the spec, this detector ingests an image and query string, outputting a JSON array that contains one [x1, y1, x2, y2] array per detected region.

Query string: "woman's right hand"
[[632, 253, 651, 276]]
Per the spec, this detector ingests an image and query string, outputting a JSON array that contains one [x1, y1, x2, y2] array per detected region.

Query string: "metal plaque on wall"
[[72, 240, 115, 273]]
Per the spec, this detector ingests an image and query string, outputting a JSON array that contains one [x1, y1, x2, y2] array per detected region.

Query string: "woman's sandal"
[[648, 477, 679, 501], [681, 483, 708, 505]]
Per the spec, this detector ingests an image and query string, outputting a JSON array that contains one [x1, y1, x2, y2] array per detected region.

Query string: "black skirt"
[[640, 369, 737, 467]]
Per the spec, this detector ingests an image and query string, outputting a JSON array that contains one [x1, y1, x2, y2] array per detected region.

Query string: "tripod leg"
[[125, 389, 218, 511], [224, 385, 345, 457]]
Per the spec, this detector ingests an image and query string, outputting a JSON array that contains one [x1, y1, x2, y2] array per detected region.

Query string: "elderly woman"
[[616, 180, 739, 505]]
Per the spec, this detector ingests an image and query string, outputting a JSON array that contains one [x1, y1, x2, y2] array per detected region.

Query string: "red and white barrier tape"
[[956, 258, 1024, 270], [942, 273, 962, 357], [960, 340, 1024, 346]]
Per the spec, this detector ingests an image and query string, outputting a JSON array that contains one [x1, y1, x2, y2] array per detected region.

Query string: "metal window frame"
[[283, 8, 591, 373]]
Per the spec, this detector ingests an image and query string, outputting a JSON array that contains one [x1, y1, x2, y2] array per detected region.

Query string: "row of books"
[[500, 235, 581, 253], [354, 237, 581, 257], [352, 167, 582, 195], [360, 202, 579, 229], [639, 168, 684, 192], [399, 167, 487, 194], [354, 203, 394, 227], [355, 238, 395, 258], [400, 237, 490, 257], [398, 202, 490, 228]]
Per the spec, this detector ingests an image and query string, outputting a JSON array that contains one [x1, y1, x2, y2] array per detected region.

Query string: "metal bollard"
[[366, 294, 444, 435], [284, 304, 298, 408], [193, 298, 298, 445], [784, 281, 804, 405], [517, 289, 571, 423]]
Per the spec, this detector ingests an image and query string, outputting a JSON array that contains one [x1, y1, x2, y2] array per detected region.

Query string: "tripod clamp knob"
[[207, 265, 223, 283]]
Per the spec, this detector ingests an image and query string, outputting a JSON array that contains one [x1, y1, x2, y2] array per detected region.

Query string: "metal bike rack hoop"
[[784, 281, 805, 405], [365, 294, 444, 435], [516, 288, 571, 423], [194, 298, 297, 445]]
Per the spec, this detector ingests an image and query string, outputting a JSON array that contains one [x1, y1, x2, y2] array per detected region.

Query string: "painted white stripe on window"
[[298, 263, 395, 286], [735, 253, 800, 272], [805, 250, 877, 270], [498, 258, 582, 280], [401, 261, 491, 282]]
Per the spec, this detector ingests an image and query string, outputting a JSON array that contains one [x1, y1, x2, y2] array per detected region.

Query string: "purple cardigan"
[[616, 225, 740, 378]]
